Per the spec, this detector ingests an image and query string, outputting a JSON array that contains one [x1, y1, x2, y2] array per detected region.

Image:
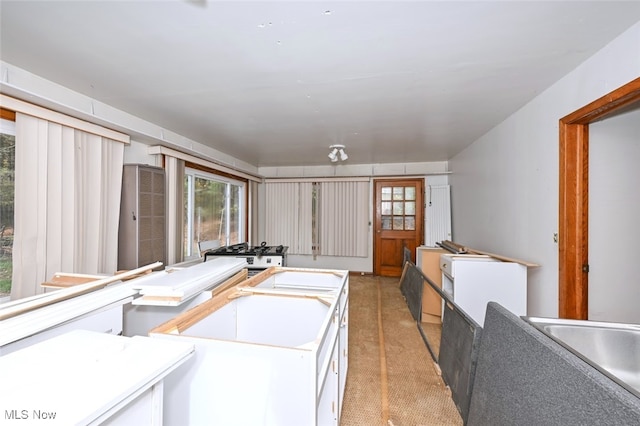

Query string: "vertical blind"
[[298, 182, 314, 255], [318, 181, 369, 257], [265, 180, 369, 257], [265, 182, 298, 253], [265, 182, 313, 255], [12, 112, 125, 299], [164, 156, 184, 265]]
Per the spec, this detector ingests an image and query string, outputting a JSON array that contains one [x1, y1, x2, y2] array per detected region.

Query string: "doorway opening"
[[373, 178, 424, 277], [558, 77, 640, 319]]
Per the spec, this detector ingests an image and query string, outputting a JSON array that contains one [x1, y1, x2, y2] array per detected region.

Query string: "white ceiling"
[[1, 1, 640, 167]]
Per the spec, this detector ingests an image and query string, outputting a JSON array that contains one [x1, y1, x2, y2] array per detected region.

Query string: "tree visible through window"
[[183, 168, 244, 258], [0, 118, 15, 298]]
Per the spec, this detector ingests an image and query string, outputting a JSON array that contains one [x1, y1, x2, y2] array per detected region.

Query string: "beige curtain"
[[11, 113, 124, 299], [319, 181, 369, 257], [298, 182, 314, 255], [164, 155, 184, 265], [265, 180, 368, 256], [248, 180, 259, 245], [264, 182, 313, 255]]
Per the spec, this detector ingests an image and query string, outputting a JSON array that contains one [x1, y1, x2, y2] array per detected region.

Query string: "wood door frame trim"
[[559, 77, 640, 319], [373, 178, 424, 276]]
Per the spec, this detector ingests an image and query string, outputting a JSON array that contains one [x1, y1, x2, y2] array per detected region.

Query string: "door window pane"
[[405, 187, 416, 200], [381, 187, 392, 201], [393, 202, 404, 215], [381, 201, 392, 215], [405, 201, 416, 215], [393, 216, 404, 230], [405, 216, 416, 230], [381, 216, 392, 230], [393, 187, 404, 200]]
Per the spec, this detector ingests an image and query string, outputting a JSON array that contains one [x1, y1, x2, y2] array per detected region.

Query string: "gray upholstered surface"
[[467, 302, 640, 426]]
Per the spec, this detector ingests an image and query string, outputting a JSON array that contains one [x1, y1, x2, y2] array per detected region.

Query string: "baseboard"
[[349, 271, 373, 276]]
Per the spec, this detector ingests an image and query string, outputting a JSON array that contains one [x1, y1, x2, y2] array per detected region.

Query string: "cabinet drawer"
[[440, 254, 454, 278], [440, 254, 496, 279]]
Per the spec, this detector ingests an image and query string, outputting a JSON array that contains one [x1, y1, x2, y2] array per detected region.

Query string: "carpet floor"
[[340, 275, 463, 426]]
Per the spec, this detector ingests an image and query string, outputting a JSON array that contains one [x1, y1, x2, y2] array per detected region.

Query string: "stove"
[[203, 242, 288, 274]]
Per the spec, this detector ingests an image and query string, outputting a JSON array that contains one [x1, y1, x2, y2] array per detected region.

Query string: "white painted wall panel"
[[449, 21, 640, 317]]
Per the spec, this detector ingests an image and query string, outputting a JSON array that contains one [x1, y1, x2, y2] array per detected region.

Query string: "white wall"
[[123, 140, 162, 167], [0, 61, 261, 178], [449, 21, 640, 318], [257, 172, 449, 273], [258, 162, 450, 273], [589, 107, 640, 323]]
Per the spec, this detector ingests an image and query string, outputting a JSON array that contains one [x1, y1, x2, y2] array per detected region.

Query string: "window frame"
[[183, 165, 247, 259]]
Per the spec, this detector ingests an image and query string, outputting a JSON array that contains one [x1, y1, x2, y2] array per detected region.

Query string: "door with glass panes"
[[374, 179, 424, 277]]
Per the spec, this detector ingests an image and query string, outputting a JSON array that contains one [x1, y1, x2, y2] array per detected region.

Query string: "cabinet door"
[[453, 262, 527, 326]]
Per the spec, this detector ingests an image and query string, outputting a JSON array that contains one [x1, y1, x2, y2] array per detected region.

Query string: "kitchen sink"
[[524, 316, 640, 398]]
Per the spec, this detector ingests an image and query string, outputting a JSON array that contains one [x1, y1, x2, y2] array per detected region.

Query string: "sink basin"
[[524, 316, 640, 398]]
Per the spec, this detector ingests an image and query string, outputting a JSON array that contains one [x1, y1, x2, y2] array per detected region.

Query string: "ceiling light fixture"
[[328, 144, 348, 163], [338, 147, 348, 161]]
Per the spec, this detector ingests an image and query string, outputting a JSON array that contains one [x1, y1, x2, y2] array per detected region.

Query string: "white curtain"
[[264, 182, 313, 255], [248, 180, 259, 245], [164, 156, 184, 265], [319, 181, 369, 257], [265, 179, 369, 257], [298, 182, 313, 255], [11, 113, 124, 299]]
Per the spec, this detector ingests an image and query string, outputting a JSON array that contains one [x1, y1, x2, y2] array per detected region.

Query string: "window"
[[183, 168, 245, 258], [380, 185, 416, 230], [0, 114, 15, 299]]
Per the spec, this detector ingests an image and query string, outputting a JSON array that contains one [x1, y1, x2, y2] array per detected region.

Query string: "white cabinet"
[[0, 285, 136, 356], [0, 330, 194, 425], [122, 257, 247, 336], [440, 254, 527, 326], [149, 267, 349, 426]]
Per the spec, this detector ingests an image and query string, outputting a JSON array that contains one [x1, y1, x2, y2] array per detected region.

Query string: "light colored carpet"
[[340, 275, 463, 426]]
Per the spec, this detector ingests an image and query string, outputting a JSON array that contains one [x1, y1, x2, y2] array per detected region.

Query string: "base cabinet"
[[0, 285, 135, 356], [416, 247, 448, 323], [150, 267, 349, 426], [0, 330, 193, 425], [440, 254, 527, 326]]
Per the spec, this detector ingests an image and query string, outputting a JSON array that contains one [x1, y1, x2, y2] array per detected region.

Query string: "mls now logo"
[[5, 409, 57, 420], [4, 410, 28, 420]]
